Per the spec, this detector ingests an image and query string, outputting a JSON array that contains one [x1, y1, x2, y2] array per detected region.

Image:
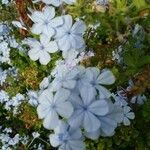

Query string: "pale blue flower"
[[30, 6, 63, 37], [26, 34, 58, 65], [123, 106, 135, 126], [42, 0, 76, 7], [84, 67, 115, 98], [49, 121, 85, 150], [55, 15, 86, 52], [69, 86, 109, 132], [37, 88, 73, 129], [85, 102, 123, 139]]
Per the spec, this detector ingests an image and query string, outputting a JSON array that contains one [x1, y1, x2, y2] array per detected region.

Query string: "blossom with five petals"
[[37, 88, 73, 129], [27, 34, 58, 65], [30, 6, 63, 37], [55, 15, 86, 52]]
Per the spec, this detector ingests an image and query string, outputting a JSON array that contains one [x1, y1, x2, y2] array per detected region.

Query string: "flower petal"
[[89, 100, 109, 116], [68, 140, 85, 150], [85, 129, 100, 140], [58, 35, 71, 51], [28, 49, 40, 61], [43, 26, 55, 38], [56, 101, 74, 118], [49, 134, 60, 147], [96, 85, 112, 99], [80, 86, 95, 105], [31, 23, 43, 35], [83, 111, 101, 132], [39, 51, 51, 65], [71, 35, 85, 50], [46, 41, 58, 53], [63, 15, 73, 30], [40, 34, 50, 45], [69, 110, 84, 128], [50, 16, 64, 27], [38, 89, 53, 104], [37, 104, 51, 119], [126, 112, 135, 119], [54, 88, 70, 103], [123, 117, 130, 126], [43, 110, 59, 129], [30, 11, 45, 23], [98, 70, 115, 85], [62, 80, 76, 89], [43, 6, 55, 20], [71, 20, 86, 34]]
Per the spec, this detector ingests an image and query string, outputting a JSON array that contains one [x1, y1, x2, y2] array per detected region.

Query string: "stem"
[[27, 138, 35, 149], [37, 137, 51, 147]]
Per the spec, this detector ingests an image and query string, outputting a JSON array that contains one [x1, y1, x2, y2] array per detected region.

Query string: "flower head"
[[37, 88, 73, 129], [69, 86, 109, 132], [85, 102, 123, 139], [55, 15, 86, 52], [26, 34, 58, 65], [84, 68, 115, 98]]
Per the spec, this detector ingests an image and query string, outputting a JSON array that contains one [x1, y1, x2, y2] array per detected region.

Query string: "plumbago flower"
[[85, 102, 123, 139], [69, 86, 109, 132], [50, 121, 85, 150], [36, 65, 125, 149], [37, 88, 73, 129], [25, 34, 58, 65], [30, 6, 63, 37], [55, 15, 86, 52], [83, 67, 115, 98]]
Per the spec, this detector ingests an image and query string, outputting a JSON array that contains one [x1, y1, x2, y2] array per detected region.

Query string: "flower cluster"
[[0, 22, 24, 65], [25, 5, 86, 65], [0, 90, 25, 115], [0, 125, 45, 150], [0, 126, 29, 150], [37, 66, 125, 149]]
